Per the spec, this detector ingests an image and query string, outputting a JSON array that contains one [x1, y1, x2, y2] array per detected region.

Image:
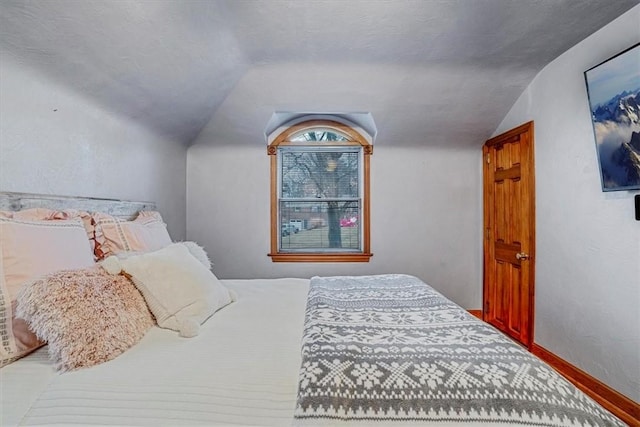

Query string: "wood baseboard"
[[467, 309, 483, 319], [531, 343, 639, 426]]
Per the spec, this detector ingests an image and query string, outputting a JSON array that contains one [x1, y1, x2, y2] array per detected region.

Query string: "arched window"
[[267, 120, 373, 262]]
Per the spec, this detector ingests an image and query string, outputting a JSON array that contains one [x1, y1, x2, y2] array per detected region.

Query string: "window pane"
[[281, 151, 359, 199], [290, 129, 349, 142], [280, 201, 360, 251]]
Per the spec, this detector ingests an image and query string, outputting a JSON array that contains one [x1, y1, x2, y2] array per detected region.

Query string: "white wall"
[[0, 56, 187, 239], [187, 143, 482, 309], [494, 6, 640, 400]]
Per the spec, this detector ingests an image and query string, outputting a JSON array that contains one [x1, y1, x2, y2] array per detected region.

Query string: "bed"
[[2, 278, 309, 426], [0, 192, 626, 426]]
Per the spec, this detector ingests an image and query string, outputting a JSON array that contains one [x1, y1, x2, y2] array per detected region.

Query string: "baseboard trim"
[[531, 343, 639, 426], [467, 309, 483, 319]]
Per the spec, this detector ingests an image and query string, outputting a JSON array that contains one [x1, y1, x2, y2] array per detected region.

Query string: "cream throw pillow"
[[101, 243, 233, 337]]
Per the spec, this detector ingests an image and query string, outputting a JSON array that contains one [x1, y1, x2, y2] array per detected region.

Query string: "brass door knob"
[[516, 252, 530, 260]]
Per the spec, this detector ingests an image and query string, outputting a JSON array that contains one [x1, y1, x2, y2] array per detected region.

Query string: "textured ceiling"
[[1, 0, 638, 146]]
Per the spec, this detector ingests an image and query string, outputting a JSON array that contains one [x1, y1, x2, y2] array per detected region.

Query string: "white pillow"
[[101, 243, 233, 337], [181, 241, 212, 270], [112, 242, 211, 269]]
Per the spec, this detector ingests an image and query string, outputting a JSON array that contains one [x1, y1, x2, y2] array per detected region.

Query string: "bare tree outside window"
[[281, 146, 359, 249]]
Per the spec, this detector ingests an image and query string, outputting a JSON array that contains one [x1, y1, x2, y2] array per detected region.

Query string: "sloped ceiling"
[[1, 0, 638, 146]]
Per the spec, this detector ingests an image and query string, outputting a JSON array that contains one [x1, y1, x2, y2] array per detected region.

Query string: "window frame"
[[268, 120, 373, 262]]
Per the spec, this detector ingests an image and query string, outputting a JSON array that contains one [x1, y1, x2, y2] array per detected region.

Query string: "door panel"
[[509, 266, 522, 335], [494, 260, 507, 329], [483, 122, 535, 348]]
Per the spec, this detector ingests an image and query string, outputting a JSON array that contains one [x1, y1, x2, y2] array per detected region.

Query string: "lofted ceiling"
[[1, 0, 638, 147]]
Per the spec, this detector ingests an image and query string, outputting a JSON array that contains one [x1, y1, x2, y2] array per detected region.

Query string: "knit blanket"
[[293, 274, 622, 426]]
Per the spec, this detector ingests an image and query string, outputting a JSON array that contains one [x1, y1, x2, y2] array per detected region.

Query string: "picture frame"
[[584, 42, 640, 192]]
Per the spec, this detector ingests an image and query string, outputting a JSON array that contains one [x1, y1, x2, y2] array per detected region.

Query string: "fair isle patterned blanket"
[[293, 275, 623, 426]]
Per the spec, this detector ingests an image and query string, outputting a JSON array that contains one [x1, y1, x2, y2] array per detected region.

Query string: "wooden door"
[[483, 121, 535, 348]]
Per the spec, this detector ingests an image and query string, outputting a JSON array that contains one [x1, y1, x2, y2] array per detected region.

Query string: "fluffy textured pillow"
[[110, 241, 211, 266], [16, 266, 154, 372], [0, 211, 95, 368], [93, 211, 172, 260], [181, 241, 212, 270], [101, 243, 234, 338]]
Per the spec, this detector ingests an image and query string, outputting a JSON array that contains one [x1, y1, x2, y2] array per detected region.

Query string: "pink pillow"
[[0, 208, 94, 247], [93, 211, 172, 260], [16, 266, 154, 371], [0, 211, 96, 367]]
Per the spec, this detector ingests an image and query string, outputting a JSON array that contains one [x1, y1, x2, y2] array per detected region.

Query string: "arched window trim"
[[268, 120, 374, 153], [267, 120, 373, 263]]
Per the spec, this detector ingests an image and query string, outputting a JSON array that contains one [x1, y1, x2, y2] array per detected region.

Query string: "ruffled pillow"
[[93, 211, 172, 260], [16, 266, 154, 371]]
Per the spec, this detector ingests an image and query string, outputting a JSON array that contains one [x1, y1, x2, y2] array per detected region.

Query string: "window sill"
[[268, 253, 373, 263]]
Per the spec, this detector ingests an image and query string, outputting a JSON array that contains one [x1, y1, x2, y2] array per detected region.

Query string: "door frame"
[[483, 121, 536, 348]]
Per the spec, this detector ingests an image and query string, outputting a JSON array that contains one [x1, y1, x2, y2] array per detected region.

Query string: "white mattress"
[[0, 278, 310, 426]]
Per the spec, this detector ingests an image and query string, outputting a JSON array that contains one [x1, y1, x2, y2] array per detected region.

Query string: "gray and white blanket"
[[294, 274, 623, 426]]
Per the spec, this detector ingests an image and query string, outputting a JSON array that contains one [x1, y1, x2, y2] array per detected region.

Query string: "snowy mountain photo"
[[585, 43, 640, 191]]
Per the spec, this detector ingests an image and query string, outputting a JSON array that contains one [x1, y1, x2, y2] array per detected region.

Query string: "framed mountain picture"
[[584, 43, 640, 191]]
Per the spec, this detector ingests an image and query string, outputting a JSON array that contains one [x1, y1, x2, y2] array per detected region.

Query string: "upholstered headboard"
[[0, 192, 155, 220]]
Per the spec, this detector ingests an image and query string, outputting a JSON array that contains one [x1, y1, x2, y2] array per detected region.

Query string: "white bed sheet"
[[0, 278, 310, 426], [0, 347, 57, 426]]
